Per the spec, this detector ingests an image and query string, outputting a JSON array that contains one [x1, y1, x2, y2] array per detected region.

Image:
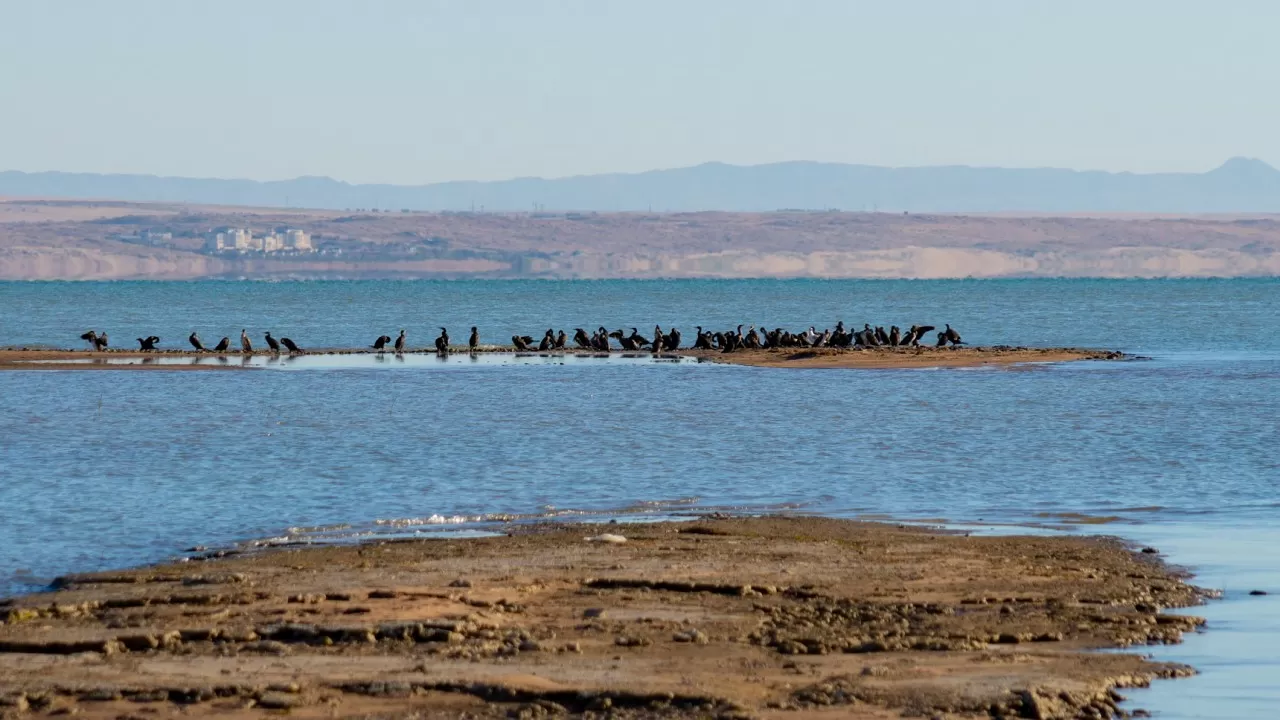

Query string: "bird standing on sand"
[[240, 330, 253, 354], [94, 332, 109, 351], [188, 332, 206, 352], [80, 330, 98, 350], [435, 328, 449, 354], [511, 334, 532, 351], [554, 330, 567, 349], [213, 337, 230, 352], [371, 334, 391, 351], [137, 336, 160, 351], [936, 332, 948, 347], [944, 324, 964, 346], [468, 327, 479, 351], [280, 337, 302, 353], [538, 329, 554, 351], [394, 329, 406, 353], [264, 332, 281, 353]]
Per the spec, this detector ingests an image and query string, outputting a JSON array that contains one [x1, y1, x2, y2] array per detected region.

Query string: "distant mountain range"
[[3, 157, 1280, 213]]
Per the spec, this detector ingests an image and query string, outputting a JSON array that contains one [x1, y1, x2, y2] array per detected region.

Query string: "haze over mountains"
[[3, 158, 1280, 213]]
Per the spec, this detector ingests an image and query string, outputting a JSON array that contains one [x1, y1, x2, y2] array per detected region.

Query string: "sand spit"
[[0, 346, 1124, 371], [0, 517, 1209, 719]]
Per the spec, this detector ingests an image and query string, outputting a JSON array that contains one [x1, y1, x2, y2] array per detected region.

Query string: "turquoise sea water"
[[0, 279, 1277, 718]]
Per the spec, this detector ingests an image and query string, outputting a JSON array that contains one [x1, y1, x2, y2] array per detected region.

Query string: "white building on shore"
[[207, 228, 314, 254]]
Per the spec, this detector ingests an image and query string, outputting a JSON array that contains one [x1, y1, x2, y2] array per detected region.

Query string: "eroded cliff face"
[[4, 244, 1280, 280], [0, 247, 229, 280], [521, 247, 1280, 279]]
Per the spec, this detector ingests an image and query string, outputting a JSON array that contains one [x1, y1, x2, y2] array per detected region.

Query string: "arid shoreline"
[[0, 517, 1208, 719], [0, 346, 1125, 371]]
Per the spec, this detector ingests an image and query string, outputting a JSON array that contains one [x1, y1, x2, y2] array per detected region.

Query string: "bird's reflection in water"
[[468, 352, 479, 363], [192, 356, 205, 366], [374, 353, 388, 363], [140, 356, 156, 365], [266, 355, 281, 366], [216, 356, 228, 365], [283, 354, 300, 365], [240, 355, 252, 367], [394, 353, 405, 363]]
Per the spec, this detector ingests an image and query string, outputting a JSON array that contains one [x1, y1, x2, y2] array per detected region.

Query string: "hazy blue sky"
[[0, 1, 1274, 184]]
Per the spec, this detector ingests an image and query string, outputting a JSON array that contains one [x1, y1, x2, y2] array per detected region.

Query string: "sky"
[[0, 1, 1275, 184]]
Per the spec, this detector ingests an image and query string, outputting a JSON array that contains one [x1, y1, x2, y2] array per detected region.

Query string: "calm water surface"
[[0, 279, 1277, 719]]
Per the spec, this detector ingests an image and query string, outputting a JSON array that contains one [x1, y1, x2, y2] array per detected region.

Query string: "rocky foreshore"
[[0, 517, 1209, 719], [0, 346, 1126, 371]]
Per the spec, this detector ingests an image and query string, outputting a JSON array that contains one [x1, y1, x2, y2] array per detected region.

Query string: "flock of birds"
[[78, 323, 965, 354]]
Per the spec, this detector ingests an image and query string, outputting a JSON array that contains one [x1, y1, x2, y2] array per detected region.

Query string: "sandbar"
[[0, 517, 1207, 719], [0, 346, 1126, 371]]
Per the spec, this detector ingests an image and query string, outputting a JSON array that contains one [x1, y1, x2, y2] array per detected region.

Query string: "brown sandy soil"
[[0, 518, 1209, 719], [0, 347, 1124, 372], [681, 346, 1124, 369]]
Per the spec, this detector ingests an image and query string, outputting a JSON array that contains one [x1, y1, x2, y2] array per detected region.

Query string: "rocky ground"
[[0, 346, 1124, 371], [0, 517, 1210, 719]]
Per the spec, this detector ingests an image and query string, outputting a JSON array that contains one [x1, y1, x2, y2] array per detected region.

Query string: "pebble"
[[1248, 590, 1268, 596], [585, 534, 627, 544]]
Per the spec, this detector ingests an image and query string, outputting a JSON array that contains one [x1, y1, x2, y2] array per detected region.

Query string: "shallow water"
[[0, 279, 1277, 717]]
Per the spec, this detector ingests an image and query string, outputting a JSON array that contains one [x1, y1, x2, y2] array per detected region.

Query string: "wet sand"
[[679, 346, 1124, 369], [0, 517, 1208, 719], [0, 346, 1124, 371]]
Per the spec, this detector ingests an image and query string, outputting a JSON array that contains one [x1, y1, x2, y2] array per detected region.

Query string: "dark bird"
[[936, 331, 948, 347], [888, 326, 901, 347], [435, 328, 449, 354], [664, 327, 681, 351], [240, 329, 253, 354], [611, 329, 638, 351], [693, 326, 711, 350], [264, 332, 281, 353], [188, 332, 206, 352], [94, 332, 109, 351], [875, 326, 890, 346], [554, 330, 567, 349], [371, 334, 391, 350], [572, 328, 591, 349], [213, 337, 230, 352], [469, 326, 479, 350], [512, 334, 532, 351], [944, 324, 964, 346], [80, 330, 98, 350], [280, 337, 302, 353], [136, 336, 160, 351], [395, 329, 406, 353], [538, 329, 554, 351]]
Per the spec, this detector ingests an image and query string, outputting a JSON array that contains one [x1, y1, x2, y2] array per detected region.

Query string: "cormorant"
[[280, 337, 302, 353], [538, 329, 554, 351], [888, 326, 901, 347], [371, 334, 391, 350], [554, 330, 567, 349], [469, 327, 479, 350], [240, 330, 253, 354], [80, 330, 97, 350], [213, 337, 230, 352], [435, 328, 449, 354], [664, 327, 681, 351], [693, 327, 711, 350], [573, 328, 591, 349], [611, 329, 637, 351], [944, 324, 964, 345], [189, 332, 206, 352], [512, 334, 532, 351], [264, 332, 281, 353], [94, 332, 109, 351], [395, 329, 406, 353], [136, 336, 160, 351], [936, 331, 948, 347], [875, 326, 890, 345]]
